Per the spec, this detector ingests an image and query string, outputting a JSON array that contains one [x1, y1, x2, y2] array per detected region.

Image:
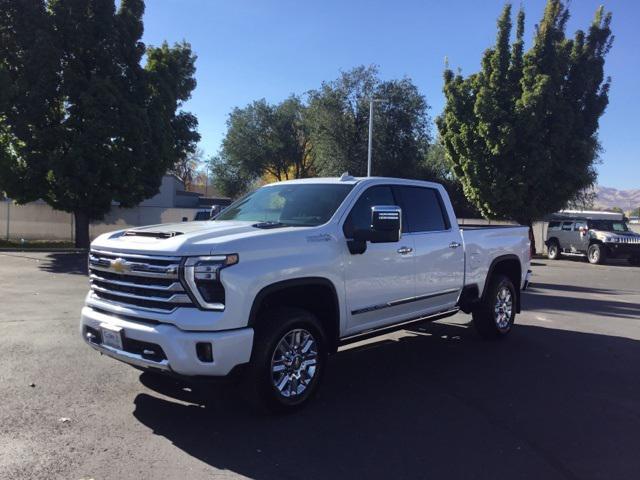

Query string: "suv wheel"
[[547, 241, 560, 260], [472, 274, 516, 339], [587, 243, 606, 265], [245, 307, 327, 413]]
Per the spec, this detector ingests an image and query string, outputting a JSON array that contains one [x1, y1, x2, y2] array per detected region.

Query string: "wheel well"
[[484, 256, 522, 313], [546, 237, 559, 246], [249, 278, 341, 352]]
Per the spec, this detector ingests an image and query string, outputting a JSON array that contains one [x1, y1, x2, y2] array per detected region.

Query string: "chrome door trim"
[[351, 288, 459, 316]]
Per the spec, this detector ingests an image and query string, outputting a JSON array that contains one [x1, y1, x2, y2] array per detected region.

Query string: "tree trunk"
[[74, 211, 90, 249]]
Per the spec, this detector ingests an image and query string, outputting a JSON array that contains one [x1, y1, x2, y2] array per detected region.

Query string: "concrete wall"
[[5, 201, 624, 254], [0, 200, 202, 242]]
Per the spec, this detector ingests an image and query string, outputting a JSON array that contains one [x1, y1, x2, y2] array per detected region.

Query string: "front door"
[[342, 185, 417, 336]]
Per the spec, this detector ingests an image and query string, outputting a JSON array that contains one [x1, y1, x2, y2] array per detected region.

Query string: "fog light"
[[196, 342, 213, 363]]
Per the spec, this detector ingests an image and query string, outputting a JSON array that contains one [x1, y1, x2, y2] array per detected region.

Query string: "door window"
[[561, 222, 574, 231], [574, 221, 587, 231], [343, 186, 396, 238], [396, 186, 449, 233]]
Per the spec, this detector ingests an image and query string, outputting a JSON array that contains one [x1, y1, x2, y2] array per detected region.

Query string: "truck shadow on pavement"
[[37, 252, 88, 275], [132, 322, 640, 480], [525, 285, 640, 319]]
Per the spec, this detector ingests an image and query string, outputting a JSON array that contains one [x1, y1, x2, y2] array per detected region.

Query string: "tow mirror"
[[348, 205, 402, 254]]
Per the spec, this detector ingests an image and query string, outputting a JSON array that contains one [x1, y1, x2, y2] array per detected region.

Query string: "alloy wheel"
[[270, 328, 318, 398], [494, 286, 513, 329]]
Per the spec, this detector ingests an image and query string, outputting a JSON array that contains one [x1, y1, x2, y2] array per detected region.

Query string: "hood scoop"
[[122, 230, 183, 239]]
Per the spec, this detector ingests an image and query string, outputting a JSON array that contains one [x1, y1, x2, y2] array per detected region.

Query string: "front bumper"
[[604, 243, 640, 257], [80, 306, 254, 377]]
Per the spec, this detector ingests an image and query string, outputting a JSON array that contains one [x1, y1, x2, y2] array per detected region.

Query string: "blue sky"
[[142, 0, 639, 190]]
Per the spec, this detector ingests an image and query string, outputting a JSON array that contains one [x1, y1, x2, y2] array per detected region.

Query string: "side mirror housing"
[[347, 205, 402, 254]]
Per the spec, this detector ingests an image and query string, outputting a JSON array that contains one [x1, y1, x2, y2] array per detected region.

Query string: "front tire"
[[472, 274, 516, 340], [547, 241, 560, 260], [245, 307, 327, 413], [587, 243, 606, 264]]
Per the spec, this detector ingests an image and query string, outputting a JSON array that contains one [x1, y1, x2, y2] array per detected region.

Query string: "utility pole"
[[367, 99, 374, 177]]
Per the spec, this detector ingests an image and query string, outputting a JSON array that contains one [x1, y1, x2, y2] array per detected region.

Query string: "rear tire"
[[472, 274, 516, 340], [244, 307, 327, 413], [587, 243, 606, 265], [546, 241, 560, 260]]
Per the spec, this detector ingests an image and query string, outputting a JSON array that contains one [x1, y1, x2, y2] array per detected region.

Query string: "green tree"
[[423, 142, 480, 218], [0, 0, 198, 247], [211, 95, 311, 196], [437, 1, 613, 252], [306, 65, 430, 177]]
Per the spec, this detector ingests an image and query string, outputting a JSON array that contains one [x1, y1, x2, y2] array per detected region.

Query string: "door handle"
[[397, 246, 413, 255], [449, 242, 461, 249]]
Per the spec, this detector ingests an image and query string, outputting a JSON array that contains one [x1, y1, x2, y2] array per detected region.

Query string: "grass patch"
[[0, 239, 76, 249]]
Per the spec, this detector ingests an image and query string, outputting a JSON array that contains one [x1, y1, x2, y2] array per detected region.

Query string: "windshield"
[[215, 183, 354, 227], [588, 220, 629, 232]]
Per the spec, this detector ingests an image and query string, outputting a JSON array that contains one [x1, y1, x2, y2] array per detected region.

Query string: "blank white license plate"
[[100, 324, 123, 350]]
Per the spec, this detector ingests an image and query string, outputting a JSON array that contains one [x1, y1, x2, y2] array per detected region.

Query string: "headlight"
[[604, 236, 612, 242], [183, 255, 238, 310]]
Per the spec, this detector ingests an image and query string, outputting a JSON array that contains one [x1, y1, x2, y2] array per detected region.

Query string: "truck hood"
[[592, 230, 640, 241], [91, 220, 312, 256]]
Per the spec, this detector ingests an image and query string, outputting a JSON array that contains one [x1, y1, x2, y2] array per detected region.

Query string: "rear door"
[[571, 220, 589, 253], [559, 221, 574, 250], [395, 185, 464, 314]]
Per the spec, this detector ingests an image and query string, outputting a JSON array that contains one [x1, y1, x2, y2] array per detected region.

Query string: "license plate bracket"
[[100, 324, 124, 351]]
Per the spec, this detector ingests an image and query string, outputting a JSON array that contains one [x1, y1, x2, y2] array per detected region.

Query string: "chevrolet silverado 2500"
[[81, 176, 531, 411]]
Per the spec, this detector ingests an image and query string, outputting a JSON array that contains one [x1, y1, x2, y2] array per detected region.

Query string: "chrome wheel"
[[271, 328, 318, 398], [589, 246, 600, 263], [494, 286, 513, 329]]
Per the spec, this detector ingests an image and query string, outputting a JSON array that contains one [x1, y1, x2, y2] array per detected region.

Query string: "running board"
[[338, 308, 459, 347], [561, 251, 586, 257]]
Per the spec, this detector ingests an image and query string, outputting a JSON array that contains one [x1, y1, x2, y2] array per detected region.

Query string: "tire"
[[629, 255, 640, 266], [472, 274, 516, 340], [587, 243, 606, 265], [546, 241, 560, 260], [244, 307, 327, 413]]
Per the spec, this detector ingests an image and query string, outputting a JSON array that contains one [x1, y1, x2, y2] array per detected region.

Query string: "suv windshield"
[[588, 220, 629, 232], [215, 183, 354, 227]]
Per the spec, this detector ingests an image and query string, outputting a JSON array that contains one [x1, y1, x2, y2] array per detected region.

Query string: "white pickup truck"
[[81, 175, 531, 411]]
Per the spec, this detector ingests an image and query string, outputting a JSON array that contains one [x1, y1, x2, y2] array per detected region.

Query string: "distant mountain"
[[594, 186, 640, 211]]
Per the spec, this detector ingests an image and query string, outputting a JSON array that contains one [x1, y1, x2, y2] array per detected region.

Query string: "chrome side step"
[[338, 308, 459, 347]]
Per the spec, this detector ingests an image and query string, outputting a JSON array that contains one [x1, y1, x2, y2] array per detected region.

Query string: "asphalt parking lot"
[[1, 252, 639, 480]]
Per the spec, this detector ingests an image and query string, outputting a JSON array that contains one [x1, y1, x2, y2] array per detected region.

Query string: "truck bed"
[[460, 225, 530, 294]]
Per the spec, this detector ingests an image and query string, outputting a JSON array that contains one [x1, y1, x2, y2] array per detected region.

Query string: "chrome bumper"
[[80, 306, 254, 377]]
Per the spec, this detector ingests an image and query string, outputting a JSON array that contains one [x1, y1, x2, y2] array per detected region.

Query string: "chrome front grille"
[[619, 237, 640, 244], [88, 250, 194, 312]]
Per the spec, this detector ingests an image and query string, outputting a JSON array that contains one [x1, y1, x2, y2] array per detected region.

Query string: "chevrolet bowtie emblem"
[[111, 258, 128, 274]]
